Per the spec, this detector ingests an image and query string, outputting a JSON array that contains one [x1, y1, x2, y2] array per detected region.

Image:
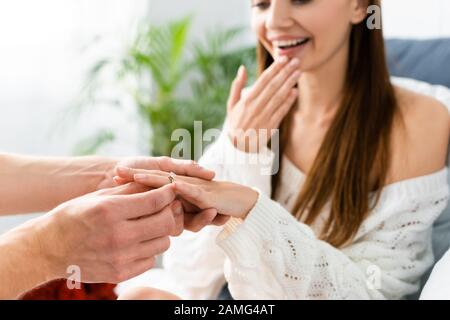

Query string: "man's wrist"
[[31, 212, 67, 280], [94, 157, 120, 190], [0, 215, 60, 298]]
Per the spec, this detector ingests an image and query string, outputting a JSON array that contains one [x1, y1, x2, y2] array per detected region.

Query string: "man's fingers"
[[115, 236, 171, 266], [116, 166, 143, 180], [113, 176, 131, 186], [227, 65, 247, 112], [115, 184, 176, 219], [117, 167, 171, 187], [184, 208, 218, 232], [179, 198, 199, 213], [171, 200, 185, 236], [101, 182, 150, 196], [118, 257, 156, 283], [125, 203, 180, 243]]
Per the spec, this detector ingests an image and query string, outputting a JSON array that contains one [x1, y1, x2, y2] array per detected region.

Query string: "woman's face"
[[251, 0, 367, 71]]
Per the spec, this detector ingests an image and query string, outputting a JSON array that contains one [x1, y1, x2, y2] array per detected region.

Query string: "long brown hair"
[[262, 0, 400, 247]]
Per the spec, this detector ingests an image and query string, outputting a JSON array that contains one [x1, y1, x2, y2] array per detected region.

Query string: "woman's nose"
[[266, 1, 294, 30]]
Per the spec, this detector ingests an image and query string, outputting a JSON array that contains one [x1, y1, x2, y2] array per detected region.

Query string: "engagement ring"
[[168, 172, 176, 184]]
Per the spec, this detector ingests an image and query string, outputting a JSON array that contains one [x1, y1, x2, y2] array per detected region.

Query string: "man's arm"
[[0, 216, 56, 299], [0, 153, 117, 215], [0, 154, 215, 216], [0, 183, 183, 299]]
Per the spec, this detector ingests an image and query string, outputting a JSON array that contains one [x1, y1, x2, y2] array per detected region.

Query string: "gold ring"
[[168, 172, 176, 184]]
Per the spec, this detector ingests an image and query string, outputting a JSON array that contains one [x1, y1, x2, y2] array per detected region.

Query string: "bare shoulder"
[[388, 85, 450, 183]]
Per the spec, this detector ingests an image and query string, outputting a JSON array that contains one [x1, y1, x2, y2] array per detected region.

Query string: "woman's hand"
[[115, 167, 229, 232], [227, 57, 300, 153], [116, 168, 259, 220]]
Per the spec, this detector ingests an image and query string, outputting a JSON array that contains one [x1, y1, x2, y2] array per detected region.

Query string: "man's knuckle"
[[158, 156, 171, 167], [110, 253, 126, 267], [162, 216, 176, 235], [147, 257, 156, 269], [158, 237, 171, 253], [115, 270, 128, 283], [108, 231, 124, 250]]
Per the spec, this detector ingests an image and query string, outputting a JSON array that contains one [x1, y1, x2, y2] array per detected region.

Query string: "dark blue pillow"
[[386, 38, 450, 88]]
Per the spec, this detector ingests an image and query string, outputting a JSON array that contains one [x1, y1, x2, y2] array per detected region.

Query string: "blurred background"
[[1, 0, 450, 231]]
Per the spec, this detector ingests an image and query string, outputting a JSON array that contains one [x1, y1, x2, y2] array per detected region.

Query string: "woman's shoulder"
[[388, 85, 450, 184]]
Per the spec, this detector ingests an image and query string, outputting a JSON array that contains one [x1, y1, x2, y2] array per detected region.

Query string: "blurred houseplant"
[[74, 16, 256, 159]]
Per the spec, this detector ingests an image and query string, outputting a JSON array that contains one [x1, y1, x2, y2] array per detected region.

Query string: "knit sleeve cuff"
[[216, 189, 316, 263]]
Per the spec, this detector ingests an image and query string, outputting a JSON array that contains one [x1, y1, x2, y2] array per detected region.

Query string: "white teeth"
[[273, 38, 307, 48]]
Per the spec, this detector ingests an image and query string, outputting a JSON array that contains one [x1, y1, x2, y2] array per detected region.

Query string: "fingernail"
[[238, 65, 244, 76], [279, 56, 288, 64], [134, 174, 146, 180], [173, 202, 183, 216], [116, 166, 130, 174], [292, 71, 301, 78]]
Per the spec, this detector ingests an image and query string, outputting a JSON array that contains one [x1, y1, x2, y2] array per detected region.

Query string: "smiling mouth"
[[273, 38, 311, 50]]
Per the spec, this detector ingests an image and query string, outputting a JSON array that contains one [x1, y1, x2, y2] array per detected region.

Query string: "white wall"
[[382, 0, 450, 38], [0, 0, 148, 234], [0, 0, 148, 157], [147, 0, 252, 44]]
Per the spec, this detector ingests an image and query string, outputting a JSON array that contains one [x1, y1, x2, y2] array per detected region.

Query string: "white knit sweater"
[[117, 78, 450, 300]]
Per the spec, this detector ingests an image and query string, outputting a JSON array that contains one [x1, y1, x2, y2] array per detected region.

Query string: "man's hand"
[[98, 156, 215, 190], [36, 182, 184, 284], [1, 181, 184, 299], [116, 167, 231, 232]]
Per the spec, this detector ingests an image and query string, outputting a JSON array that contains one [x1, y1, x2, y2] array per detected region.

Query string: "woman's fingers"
[[116, 236, 171, 265], [269, 88, 299, 128], [227, 65, 247, 112], [154, 157, 215, 181], [246, 56, 289, 100], [115, 159, 215, 182], [133, 172, 171, 188], [252, 58, 300, 115], [262, 69, 300, 119]]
